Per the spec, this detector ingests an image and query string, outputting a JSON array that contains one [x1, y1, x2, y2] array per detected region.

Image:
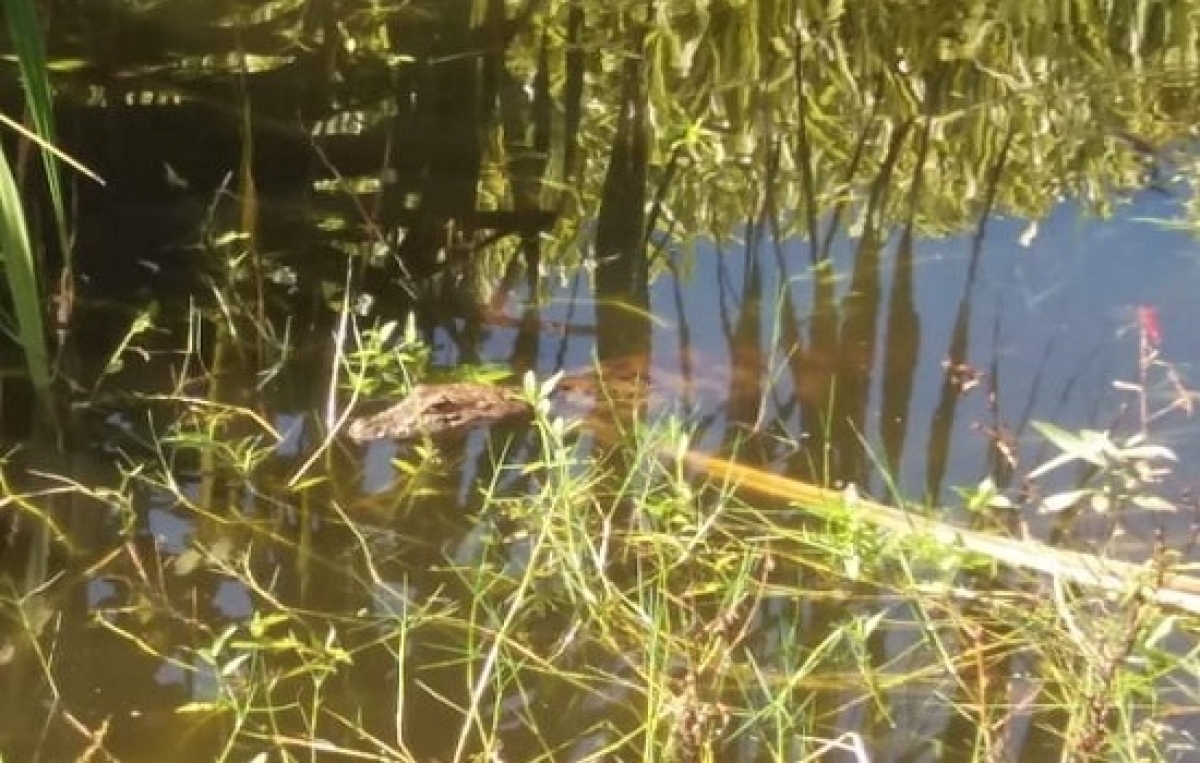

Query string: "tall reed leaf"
[[3, 0, 69, 260], [0, 145, 49, 391], [0, 0, 65, 393]]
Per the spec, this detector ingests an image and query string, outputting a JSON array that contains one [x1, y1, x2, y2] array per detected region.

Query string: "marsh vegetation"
[[1, 0, 1200, 760]]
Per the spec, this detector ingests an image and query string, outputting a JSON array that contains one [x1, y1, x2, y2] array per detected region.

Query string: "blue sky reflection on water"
[[451, 187, 1200, 551], [669, 195, 1192, 510], [942, 192, 1200, 484]]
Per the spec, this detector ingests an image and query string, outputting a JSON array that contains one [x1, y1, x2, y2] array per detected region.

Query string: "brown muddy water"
[[19, 196, 1196, 761], [4, 1, 1200, 760]]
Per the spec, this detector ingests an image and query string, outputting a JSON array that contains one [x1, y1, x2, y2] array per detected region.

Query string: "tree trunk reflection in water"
[[594, 17, 651, 368]]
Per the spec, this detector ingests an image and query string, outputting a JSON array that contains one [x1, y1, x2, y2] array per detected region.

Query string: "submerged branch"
[[680, 448, 1200, 616]]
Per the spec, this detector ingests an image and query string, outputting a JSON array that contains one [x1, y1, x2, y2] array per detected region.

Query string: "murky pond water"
[[4, 1, 1200, 760]]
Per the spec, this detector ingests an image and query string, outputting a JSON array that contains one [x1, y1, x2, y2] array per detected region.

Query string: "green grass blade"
[[0, 143, 50, 392], [3, 0, 70, 263]]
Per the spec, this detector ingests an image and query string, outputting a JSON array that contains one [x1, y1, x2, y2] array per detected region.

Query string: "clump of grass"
[[0, 0, 104, 398], [4, 308, 1200, 761]]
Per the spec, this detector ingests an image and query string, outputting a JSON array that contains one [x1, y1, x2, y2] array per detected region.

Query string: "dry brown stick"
[[676, 448, 1200, 615]]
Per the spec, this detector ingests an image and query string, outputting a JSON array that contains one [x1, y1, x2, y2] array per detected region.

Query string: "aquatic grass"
[[119, 452, 1200, 758], [10, 3, 1200, 759], [23, 314, 1200, 761], [443, 411, 875, 759], [0, 132, 49, 393], [3, 0, 71, 254], [0, 566, 66, 704], [0, 0, 99, 394]]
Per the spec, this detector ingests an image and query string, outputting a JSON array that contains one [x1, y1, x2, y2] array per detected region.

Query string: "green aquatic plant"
[[1030, 423, 1177, 516], [0, 0, 90, 397], [0, 135, 50, 393], [342, 315, 431, 400], [7, 340, 1195, 761]]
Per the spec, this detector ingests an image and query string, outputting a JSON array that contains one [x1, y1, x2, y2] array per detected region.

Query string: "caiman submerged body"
[[345, 356, 667, 443], [341, 349, 778, 443], [346, 382, 534, 442]]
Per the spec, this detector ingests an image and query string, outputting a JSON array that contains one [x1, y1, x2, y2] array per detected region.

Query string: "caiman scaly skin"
[[347, 382, 533, 442], [346, 356, 710, 442]]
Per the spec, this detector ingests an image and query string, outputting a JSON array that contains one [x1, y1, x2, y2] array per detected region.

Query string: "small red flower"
[[1137, 305, 1162, 348]]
